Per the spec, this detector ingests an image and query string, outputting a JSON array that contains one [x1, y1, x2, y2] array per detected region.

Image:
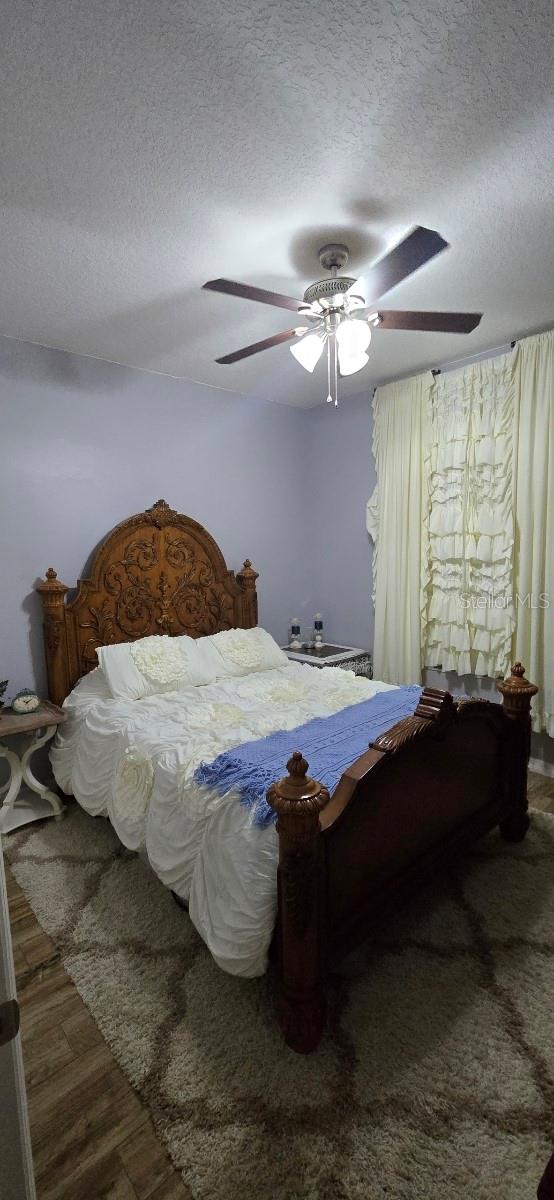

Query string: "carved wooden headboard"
[[37, 499, 259, 705]]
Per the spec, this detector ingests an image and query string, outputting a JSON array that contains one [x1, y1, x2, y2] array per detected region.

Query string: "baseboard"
[[529, 757, 554, 779]]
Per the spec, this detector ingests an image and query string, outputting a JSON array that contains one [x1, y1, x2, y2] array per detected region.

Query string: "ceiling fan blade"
[[376, 310, 482, 333], [348, 226, 449, 305], [204, 278, 302, 312], [216, 328, 300, 364]]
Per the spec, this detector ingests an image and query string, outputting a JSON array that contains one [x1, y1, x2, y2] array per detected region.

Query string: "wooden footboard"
[[267, 664, 538, 1053]]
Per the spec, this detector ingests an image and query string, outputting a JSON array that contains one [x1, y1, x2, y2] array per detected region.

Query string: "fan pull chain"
[[326, 337, 332, 405], [326, 334, 338, 406], [333, 333, 338, 406]]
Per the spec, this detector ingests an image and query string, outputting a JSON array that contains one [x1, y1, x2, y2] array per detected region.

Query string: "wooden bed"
[[37, 499, 538, 1053]]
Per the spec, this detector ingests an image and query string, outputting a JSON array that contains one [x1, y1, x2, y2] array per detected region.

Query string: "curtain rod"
[[370, 321, 554, 395], [372, 338, 517, 393], [431, 339, 516, 376]]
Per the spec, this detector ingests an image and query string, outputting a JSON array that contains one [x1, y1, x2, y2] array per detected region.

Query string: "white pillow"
[[204, 627, 288, 679], [97, 634, 216, 700]]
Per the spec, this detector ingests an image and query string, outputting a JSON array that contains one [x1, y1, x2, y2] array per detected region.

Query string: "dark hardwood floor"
[[6, 866, 191, 1199]]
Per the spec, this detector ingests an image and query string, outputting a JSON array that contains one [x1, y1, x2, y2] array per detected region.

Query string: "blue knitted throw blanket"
[[194, 685, 421, 827]]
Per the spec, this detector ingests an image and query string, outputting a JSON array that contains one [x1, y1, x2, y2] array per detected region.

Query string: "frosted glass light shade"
[[338, 350, 370, 376], [336, 318, 371, 355], [336, 318, 371, 376], [290, 333, 325, 373]]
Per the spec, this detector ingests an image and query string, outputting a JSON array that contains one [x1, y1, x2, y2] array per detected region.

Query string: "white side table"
[[0, 702, 67, 834]]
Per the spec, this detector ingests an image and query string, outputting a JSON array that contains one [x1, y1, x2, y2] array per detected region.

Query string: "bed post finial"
[[267, 753, 329, 1053], [237, 559, 259, 628], [497, 663, 538, 842], [497, 663, 538, 720], [36, 569, 70, 706]]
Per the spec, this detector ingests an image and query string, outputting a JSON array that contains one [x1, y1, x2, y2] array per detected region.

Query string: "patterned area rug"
[[6, 805, 554, 1200]]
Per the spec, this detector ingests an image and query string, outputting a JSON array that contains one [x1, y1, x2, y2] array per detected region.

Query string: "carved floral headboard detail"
[[37, 500, 259, 705]]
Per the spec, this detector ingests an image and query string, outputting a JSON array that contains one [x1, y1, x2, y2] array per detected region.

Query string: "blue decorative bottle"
[[289, 619, 302, 650]]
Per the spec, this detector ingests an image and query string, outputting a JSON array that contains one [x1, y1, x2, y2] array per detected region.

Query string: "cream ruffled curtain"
[[512, 330, 554, 735], [422, 354, 515, 677], [368, 328, 553, 736], [366, 372, 432, 684]]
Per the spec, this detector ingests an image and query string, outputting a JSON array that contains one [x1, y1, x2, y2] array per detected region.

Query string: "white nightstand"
[[0, 701, 67, 834]]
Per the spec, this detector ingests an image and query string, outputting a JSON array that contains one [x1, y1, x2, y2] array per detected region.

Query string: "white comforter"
[[52, 663, 396, 977]]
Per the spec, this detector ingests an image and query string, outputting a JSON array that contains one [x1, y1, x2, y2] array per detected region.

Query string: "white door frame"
[[0, 838, 36, 1200]]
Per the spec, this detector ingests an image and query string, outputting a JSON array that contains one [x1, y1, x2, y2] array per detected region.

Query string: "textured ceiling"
[[1, 0, 553, 407]]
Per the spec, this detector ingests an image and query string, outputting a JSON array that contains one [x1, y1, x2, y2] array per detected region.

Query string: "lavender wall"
[[304, 392, 375, 650], [0, 335, 317, 698]]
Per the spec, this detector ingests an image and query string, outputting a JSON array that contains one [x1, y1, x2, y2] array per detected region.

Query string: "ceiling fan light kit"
[[204, 227, 483, 407]]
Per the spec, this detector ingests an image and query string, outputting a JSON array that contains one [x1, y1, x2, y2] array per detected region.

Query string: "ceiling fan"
[[203, 226, 482, 406]]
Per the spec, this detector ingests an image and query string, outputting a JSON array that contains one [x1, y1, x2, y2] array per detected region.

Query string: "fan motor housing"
[[303, 276, 357, 306]]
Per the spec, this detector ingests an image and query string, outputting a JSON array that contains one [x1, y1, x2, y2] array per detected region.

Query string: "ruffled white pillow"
[[204, 627, 288, 679], [97, 634, 216, 700]]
